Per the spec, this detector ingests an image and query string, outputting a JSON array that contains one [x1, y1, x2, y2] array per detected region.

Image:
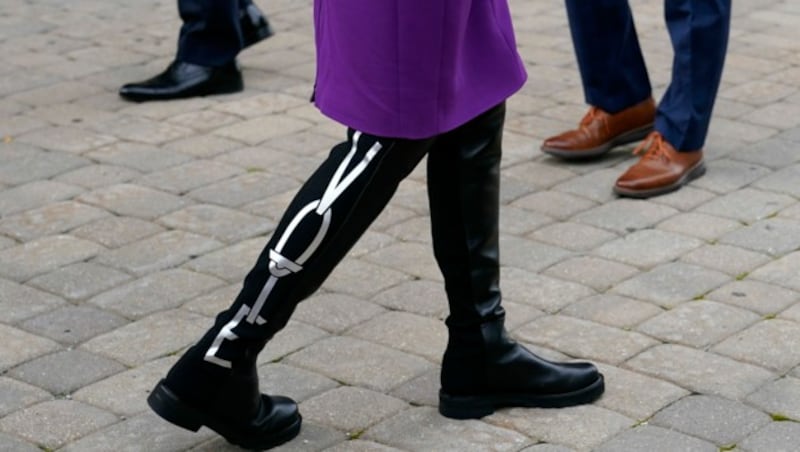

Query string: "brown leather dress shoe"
[[614, 132, 706, 198], [541, 98, 656, 159]]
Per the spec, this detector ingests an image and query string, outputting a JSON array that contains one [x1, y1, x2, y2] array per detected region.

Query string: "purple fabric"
[[313, 0, 527, 139]]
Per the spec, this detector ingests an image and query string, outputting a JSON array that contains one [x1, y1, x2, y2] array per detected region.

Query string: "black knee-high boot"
[[148, 130, 432, 450], [428, 104, 605, 420]]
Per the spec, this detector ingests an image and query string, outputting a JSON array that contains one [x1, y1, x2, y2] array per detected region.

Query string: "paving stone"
[[502, 267, 595, 313], [530, 222, 618, 252], [28, 261, 132, 302], [181, 283, 240, 317], [86, 142, 193, 173], [159, 204, 272, 244], [214, 114, 312, 145], [656, 212, 743, 241], [561, 295, 663, 329], [572, 199, 678, 234], [0, 201, 109, 241], [256, 321, 329, 364], [729, 137, 800, 169], [323, 259, 413, 299], [611, 263, 731, 308], [0, 433, 40, 452], [696, 188, 796, 223], [188, 171, 300, 208], [95, 230, 223, 276], [164, 133, 241, 158], [388, 369, 439, 408], [490, 404, 633, 451], [81, 309, 211, 366], [0, 149, 88, 185], [712, 319, 800, 373], [192, 421, 343, 451], [0, 234, 104, 282], [59, 412, 210, 452], [753, 164, 800, 198], [363, 242, 443, 282], [511, 191, 597, 220], [637, 300, 760, 347], [0, 180, 83, 217], [552, 168, 621, 203], [594, 364, 689, 421], [301, 387, 408, 434], [371, 279, 447, 317], [706, 280, 800, 315], [7, 349, 125, 395], [89, 269, 224, 319], [324, 440, 405, 452], [593, 229, 704, 269], [0, 278, 65, 323], [72, 356, 177, 417], [258, 362, 338, 403], [680, 244, 771, 277], [15, 125, 117, 154], [93, 115, 195, 145], [0, 377, 51, 418], [286, 337, 433, 393], [366, 407, 529, 451], [626, 344, 775, 399], [348, 311, 446, 363], [739, 421, 800, 452], [520, 444, 576, 452], [71, 215, 165, 249], [651, 394, 771, 445], [293, 292, 386, 334], [500, 205, 554, 236], [544, 256, 638, 291], [650, 185, 717, 212], [749, 250, 800, 290], [593, 425, 717, 452], [78, 183, 189, 220], [719, 218, 800, 256], [516, 315, 658, 365], [20, 305, 127, 348], [54, 164, 142, 190], [0, 399, 118, 450], [182, 236, 264, 282], [692, 159, 773, 194], [137, 160, 242, 195], [747, 377, 800, 423]]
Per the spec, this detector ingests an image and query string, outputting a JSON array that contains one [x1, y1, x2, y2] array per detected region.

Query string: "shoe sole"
[[438, 374, 605, 420], [147, 380, 302, 450], [541, 123, 654, 160], [613, 160, 706, 199]]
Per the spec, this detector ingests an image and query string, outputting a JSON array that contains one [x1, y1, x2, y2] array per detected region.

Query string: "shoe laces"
[[633, 132, 669, 162]]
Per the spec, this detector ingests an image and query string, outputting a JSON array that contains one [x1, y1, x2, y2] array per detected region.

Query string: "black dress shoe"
[[241, 3, 274, 48], [119, 60, 243, 102]]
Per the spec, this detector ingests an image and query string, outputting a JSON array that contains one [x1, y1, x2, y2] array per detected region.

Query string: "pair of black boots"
[[147, 105, 604, 450]]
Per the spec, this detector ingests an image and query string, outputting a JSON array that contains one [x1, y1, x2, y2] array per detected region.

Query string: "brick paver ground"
[[2, 0, 799, 451]]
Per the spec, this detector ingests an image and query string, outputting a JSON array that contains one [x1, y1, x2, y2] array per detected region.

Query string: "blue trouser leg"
[[176, 0, 246, 66], [564, 0, 651, 114], [656, 0, 731, 151]]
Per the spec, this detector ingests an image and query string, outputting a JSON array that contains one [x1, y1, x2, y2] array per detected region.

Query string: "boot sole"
[[438, 374, 605, 420], [147, 380, 302, 450], [541, 123, 654, 160], [614, 160, 706, 199]]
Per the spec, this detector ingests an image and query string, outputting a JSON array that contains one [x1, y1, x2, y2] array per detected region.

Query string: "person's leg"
[[541, 0, 655, 159], [428, 103, 604, 419], [177, 0, 243, 67], [656, 0, 731, 151], [148, 129, 432, 449], [566, 0, 650, 113]]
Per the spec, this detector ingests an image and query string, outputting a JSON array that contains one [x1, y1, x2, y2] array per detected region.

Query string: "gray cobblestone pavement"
[[2, 0, 800, 450]]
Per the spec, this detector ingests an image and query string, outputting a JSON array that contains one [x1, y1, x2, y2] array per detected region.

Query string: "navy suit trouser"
[[565, 0, 731, 151], [176, 0, 253, 67]]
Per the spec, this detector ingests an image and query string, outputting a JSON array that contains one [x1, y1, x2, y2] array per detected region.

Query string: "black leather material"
[[119, 60, 243, 102], [427, 104, 604, 419], [148, 345, 301, 450]]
